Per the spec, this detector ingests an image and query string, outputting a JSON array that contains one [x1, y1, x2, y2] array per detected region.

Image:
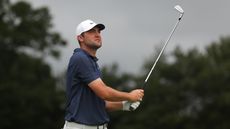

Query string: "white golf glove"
[[122, 101, 140, 111]]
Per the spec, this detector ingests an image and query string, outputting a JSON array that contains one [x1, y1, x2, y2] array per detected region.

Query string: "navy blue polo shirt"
[[65, 48, 109, 125]]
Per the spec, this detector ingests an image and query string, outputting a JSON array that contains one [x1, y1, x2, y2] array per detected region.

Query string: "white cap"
[[75, 19, 105, 36]]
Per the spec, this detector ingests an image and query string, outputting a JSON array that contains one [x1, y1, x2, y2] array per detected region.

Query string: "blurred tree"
[[101, 63, 137, 91], [108, 37, 230, 129], [0, 0, 66, 129]]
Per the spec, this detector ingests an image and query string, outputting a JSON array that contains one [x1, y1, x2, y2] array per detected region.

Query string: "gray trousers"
[[63, 121, 108, 129]]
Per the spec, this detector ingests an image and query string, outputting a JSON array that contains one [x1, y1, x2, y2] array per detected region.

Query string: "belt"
[[64, 121, 108, 129]]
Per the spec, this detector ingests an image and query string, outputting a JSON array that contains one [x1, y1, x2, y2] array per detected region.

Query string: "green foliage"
[[101, 63, 137, 90], [1, 1, 230, 129], [0, 0, 66, 129], [107, 37, 230, 129], [0, 0, 66, 57]]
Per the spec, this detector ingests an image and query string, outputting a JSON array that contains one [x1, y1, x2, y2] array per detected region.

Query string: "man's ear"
[[77, 35, 83, 42]]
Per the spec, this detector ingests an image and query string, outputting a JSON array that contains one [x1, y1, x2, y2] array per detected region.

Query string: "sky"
[[23, 0, 230, 75]]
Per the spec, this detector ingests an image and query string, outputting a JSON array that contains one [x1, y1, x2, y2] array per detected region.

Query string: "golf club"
[[143, 5, 184, 89], [130, 5, 184, 111]]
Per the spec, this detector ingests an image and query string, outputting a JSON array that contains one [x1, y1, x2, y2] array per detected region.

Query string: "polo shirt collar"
[[74, 48, 98, 61]]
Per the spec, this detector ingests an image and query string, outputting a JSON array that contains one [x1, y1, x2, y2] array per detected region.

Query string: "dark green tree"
[[0, 0, 66, 129], [108, 37, 230, 129]]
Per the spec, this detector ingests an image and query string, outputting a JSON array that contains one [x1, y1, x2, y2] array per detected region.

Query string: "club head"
[[174, 5, 184, 14], [174, 5, 184, 20]]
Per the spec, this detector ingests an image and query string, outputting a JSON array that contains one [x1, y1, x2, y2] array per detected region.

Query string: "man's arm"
[[88, 78, 144, 102], [105, 101, 122, 112], [105, 101, 141, 112]]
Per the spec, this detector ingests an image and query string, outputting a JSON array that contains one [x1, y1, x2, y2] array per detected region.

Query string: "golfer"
[[63, 19, 144, 129]]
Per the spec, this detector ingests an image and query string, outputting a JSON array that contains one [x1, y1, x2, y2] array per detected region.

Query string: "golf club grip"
[[142, 82, 147, 90], [129, 103, 136, 111], [129, 83, 146, 111], [129, 82, 146, 111]]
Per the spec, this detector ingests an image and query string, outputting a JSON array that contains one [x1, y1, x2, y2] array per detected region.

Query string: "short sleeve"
[[75, 55, 100, 85]]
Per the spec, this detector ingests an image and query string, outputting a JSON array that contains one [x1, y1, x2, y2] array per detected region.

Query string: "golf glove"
[[122, 101, 140, 111]]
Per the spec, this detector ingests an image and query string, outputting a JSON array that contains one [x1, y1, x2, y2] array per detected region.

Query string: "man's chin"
[[87, 42, 102, 50], [92, 44, 101, 50]]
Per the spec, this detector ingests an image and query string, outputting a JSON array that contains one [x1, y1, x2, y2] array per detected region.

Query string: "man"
[[63, 19, 144, 129]]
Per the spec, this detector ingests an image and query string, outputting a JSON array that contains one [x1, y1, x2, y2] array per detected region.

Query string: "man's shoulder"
[[70, 49, 93, 68], [72, 48, 88, 59]]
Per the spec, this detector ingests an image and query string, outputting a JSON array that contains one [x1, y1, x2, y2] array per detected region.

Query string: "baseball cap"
[[75, 19, 105, 36]]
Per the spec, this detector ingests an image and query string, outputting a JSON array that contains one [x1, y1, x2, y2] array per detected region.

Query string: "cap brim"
[[95, 24, 105, 30]]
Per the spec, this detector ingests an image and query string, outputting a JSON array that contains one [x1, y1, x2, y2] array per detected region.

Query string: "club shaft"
[[143, 18, 182, 87], [130, 8, 184, 110]]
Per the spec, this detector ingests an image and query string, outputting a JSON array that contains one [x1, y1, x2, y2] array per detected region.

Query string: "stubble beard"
[[88, 41, 102, 50]]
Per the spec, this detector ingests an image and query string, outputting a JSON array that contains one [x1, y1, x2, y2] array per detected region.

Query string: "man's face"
[[79, 27, 102, 50]]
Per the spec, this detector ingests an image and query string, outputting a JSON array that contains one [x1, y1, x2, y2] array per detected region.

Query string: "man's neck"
[[81, 47, 97, 57]]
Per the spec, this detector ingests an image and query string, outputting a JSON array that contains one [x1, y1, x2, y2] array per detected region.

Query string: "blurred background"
[[0, 0, 230, 129]]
